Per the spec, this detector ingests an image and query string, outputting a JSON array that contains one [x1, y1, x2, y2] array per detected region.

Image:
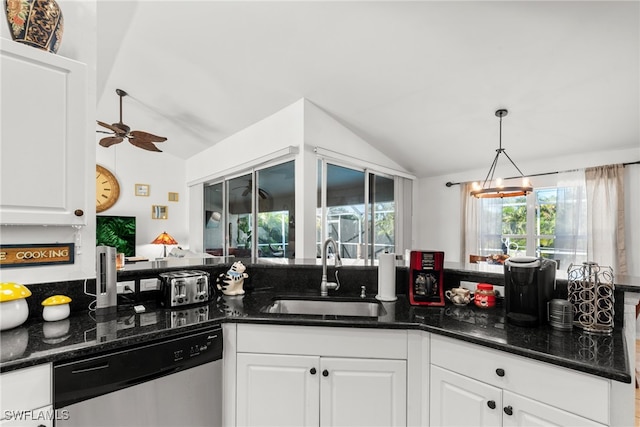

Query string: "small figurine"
[[216, 261, 249, 296]]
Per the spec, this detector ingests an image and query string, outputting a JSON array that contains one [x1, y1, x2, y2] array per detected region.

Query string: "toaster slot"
[[174, 279, 187, 303]]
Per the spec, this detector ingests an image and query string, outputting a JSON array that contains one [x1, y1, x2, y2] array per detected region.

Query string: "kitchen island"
[[1, 260, 638, 426]]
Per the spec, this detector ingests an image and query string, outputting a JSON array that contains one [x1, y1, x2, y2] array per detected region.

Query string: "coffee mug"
[[445, 287, 471, 305]]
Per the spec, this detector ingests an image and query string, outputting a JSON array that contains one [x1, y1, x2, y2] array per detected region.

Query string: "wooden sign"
[[0, 243, 75, 268]]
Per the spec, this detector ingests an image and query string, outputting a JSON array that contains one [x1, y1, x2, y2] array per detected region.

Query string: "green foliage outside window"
[[498, 191, 558, 256], [257, 211, 289, 256]]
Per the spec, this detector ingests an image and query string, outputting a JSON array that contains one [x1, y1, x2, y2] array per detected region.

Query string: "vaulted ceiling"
[[97, 1, 639, 178]]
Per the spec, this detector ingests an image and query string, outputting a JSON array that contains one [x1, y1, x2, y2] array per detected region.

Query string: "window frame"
[[317, 157, 397, 262], [203, 158, 295, 259]]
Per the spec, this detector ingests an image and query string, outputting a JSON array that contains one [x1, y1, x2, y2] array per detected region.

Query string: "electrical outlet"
[[140, 278, 159, 291], [117, 280, 135, 294]]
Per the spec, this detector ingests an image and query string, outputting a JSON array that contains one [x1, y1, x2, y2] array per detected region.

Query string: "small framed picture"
[[135, 184, 150, 197], [152, 205, 168, 219], [168, 192, 179, 202]]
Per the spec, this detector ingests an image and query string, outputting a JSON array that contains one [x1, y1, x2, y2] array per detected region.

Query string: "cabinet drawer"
[[0, 364, 52, 420], [237, 324, 407, 359], [430, 335, 609, 425]]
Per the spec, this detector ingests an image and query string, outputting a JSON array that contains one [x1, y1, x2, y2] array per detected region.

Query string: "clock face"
[[96, 165, 120, 213]]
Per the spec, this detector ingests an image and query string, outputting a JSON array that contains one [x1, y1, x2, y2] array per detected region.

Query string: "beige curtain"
[[585, 164, 627, 274], [460, 182, 478, 264]]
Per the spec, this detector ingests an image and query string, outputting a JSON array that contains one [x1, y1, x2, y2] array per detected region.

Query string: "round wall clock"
[[96, 165, 120, 213]]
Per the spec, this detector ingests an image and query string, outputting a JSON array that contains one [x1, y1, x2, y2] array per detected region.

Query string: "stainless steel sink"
[[262, 297, 386, 317]]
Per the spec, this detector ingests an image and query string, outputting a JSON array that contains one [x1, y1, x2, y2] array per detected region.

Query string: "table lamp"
[[151, 231, 178, 257]]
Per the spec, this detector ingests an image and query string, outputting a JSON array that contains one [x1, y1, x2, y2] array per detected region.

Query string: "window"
[[203, 161, 295, 258], [256, 162, 295, 258], [477, 185, 587, 269], [317, 161, 395, 261]]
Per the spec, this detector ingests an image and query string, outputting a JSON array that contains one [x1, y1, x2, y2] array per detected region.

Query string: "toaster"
[[159, 270, 212, 308]]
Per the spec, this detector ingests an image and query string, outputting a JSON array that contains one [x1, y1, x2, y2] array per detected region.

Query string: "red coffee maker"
[[409, 250, 445, 306]]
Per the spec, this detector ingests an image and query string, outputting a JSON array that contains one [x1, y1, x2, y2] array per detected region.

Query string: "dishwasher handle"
[[71, 363, 110, 374]]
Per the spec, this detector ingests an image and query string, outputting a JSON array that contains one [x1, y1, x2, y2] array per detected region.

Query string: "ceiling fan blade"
[[128, 137, 162, 152], [99, 136, 124, 147], [97, 120, 128, 135], [97, 120, 121, 132], [258, 188, 271, 200], [129, 130, 167, 143]]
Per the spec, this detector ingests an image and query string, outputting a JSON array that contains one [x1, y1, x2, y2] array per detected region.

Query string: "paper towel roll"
[[376, 252, 398, 301]]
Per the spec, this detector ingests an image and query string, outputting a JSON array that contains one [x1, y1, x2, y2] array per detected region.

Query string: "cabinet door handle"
[[487, 400, 496, 409], [503, 405, 513, 416], [495, 368, 505, 377], [74, 209, 84, 217], [310, 367, 317, 375], [322, 369, 329, 377]]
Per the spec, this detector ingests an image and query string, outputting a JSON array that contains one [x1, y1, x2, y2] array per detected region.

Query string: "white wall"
[[186, 99, 305, 185], [415, 147, 640, 276], [0, 1, 97, 285], [96, 145, 188, 260], [303, 100, 406, 171]]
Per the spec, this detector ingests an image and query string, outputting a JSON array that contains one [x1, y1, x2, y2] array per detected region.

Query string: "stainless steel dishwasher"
[[54, 325, 222, 427]]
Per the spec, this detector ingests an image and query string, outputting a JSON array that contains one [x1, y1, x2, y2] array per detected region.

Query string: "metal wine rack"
[[567, 262, 614, 334]]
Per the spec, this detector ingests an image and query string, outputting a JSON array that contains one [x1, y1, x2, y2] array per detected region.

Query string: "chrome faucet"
[[320, 238, 342, 296]]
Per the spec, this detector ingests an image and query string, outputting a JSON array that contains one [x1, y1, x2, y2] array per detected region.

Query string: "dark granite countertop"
[[1, 288, 631, 384]]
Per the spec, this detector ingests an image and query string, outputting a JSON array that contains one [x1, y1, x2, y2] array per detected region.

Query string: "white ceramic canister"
[[0, 282, 32, 331], [42, 295, 72, 322]]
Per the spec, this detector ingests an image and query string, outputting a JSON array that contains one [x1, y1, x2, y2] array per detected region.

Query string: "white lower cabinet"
[[0, 364, 52, 426], [237, 353, 319, 427], [320, 356, 406, 427], [502, 391, 605, 427], [430, 365, 501, 427], [430, 365, 606, 427], [430, 335, 609, 427], [234, 325, 408, 427]]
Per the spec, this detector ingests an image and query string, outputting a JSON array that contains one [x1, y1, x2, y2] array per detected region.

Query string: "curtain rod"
[[445, 160, 640, 187]]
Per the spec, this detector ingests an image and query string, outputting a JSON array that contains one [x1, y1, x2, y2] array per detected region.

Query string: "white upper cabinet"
[[0, 38, 87, 225]]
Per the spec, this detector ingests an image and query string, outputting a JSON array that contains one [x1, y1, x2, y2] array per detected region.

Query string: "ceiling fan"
[[236, 180, 271, 199], [96, 89, 167, 152], [230, 179, 273, 213]]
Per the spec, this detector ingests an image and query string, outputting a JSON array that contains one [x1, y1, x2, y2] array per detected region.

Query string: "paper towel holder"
[[376, 251, 398, 302]]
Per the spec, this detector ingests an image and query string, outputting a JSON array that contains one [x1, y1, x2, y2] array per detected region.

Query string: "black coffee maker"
[[504, 257, 556, 327]]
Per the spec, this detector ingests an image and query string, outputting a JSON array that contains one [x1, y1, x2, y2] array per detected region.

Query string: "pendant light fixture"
[[470, 109, 533, 198]]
